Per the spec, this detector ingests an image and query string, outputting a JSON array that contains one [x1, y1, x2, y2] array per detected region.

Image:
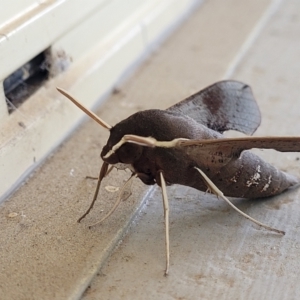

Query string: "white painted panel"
[[0, 0, 108, 80], [52, 0, 149, 61], [0, 0, 201, 201]]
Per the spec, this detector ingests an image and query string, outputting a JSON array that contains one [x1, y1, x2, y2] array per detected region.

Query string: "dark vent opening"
[[4, 49, 50, 114]]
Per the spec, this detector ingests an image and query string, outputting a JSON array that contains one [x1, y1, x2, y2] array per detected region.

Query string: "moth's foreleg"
[[194, 167, 285, 235], [78, 161, 109, 223], [88, 173, 137, 228], [158, 171, 170, 276]]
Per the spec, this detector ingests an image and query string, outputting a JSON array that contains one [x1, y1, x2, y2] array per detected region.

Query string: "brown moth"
[[57, 81, 300, 275]]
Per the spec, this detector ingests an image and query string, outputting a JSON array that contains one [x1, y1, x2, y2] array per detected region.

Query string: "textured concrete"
[[1, 0, 300, 299]]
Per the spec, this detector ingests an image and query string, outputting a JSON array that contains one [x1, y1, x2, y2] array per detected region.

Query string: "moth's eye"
[[117, 144, 142, 164]]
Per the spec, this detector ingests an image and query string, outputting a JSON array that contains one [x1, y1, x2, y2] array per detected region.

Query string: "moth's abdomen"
[[215, 151, 299, 199]]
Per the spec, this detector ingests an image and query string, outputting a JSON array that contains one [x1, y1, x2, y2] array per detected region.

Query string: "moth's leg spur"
[[85, 176, 98, 180], [88, 173, 137, 228], [159, 171, 170, 276], [78, 162, 109, 223], [194, 167, 285, 235]]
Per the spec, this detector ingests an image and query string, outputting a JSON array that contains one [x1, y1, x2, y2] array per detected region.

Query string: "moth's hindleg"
[[194, 167, 285, 235], [158, 171, 170, 276], [78, 162, 109, 223], [88, 173, 137, 228]]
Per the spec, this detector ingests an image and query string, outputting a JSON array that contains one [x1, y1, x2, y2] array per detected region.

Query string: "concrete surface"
[[1, 0, 300, 299]]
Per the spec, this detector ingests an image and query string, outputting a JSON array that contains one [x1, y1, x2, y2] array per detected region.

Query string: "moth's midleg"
[[159, 171, 170, 276]]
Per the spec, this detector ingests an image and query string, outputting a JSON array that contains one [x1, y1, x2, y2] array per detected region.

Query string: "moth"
[[57, 80, 300, 275]]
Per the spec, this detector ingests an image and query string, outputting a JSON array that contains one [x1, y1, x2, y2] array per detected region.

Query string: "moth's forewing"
[[168, 80, 261, 135]]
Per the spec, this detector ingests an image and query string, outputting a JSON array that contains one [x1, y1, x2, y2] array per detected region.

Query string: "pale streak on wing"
[[167, 80, 261, 135], [119, 134, 300, 159], [178, 136, 300, 158], [122, 135, 300, 157]]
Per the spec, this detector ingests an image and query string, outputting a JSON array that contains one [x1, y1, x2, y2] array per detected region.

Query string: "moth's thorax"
[[100, 109, 221, 168], [108, 108, 219, 139]]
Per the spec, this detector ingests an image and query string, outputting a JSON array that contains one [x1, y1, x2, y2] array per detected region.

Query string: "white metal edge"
[[0, 0, 108, 80], [0, 81, 8, 121], [0, 0, 38, 27]]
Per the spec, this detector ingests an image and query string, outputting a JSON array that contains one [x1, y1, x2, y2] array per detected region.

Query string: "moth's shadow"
[[163, 184, 298, 237], [235, 184, 299, 211]]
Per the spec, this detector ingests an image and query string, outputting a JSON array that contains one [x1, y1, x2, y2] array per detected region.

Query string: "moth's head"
[[100, 123, 143, 165], [56, 88, 143, 165]]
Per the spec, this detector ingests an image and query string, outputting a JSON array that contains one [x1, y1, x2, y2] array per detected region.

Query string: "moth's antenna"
[[56, 87, 112, 130]]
